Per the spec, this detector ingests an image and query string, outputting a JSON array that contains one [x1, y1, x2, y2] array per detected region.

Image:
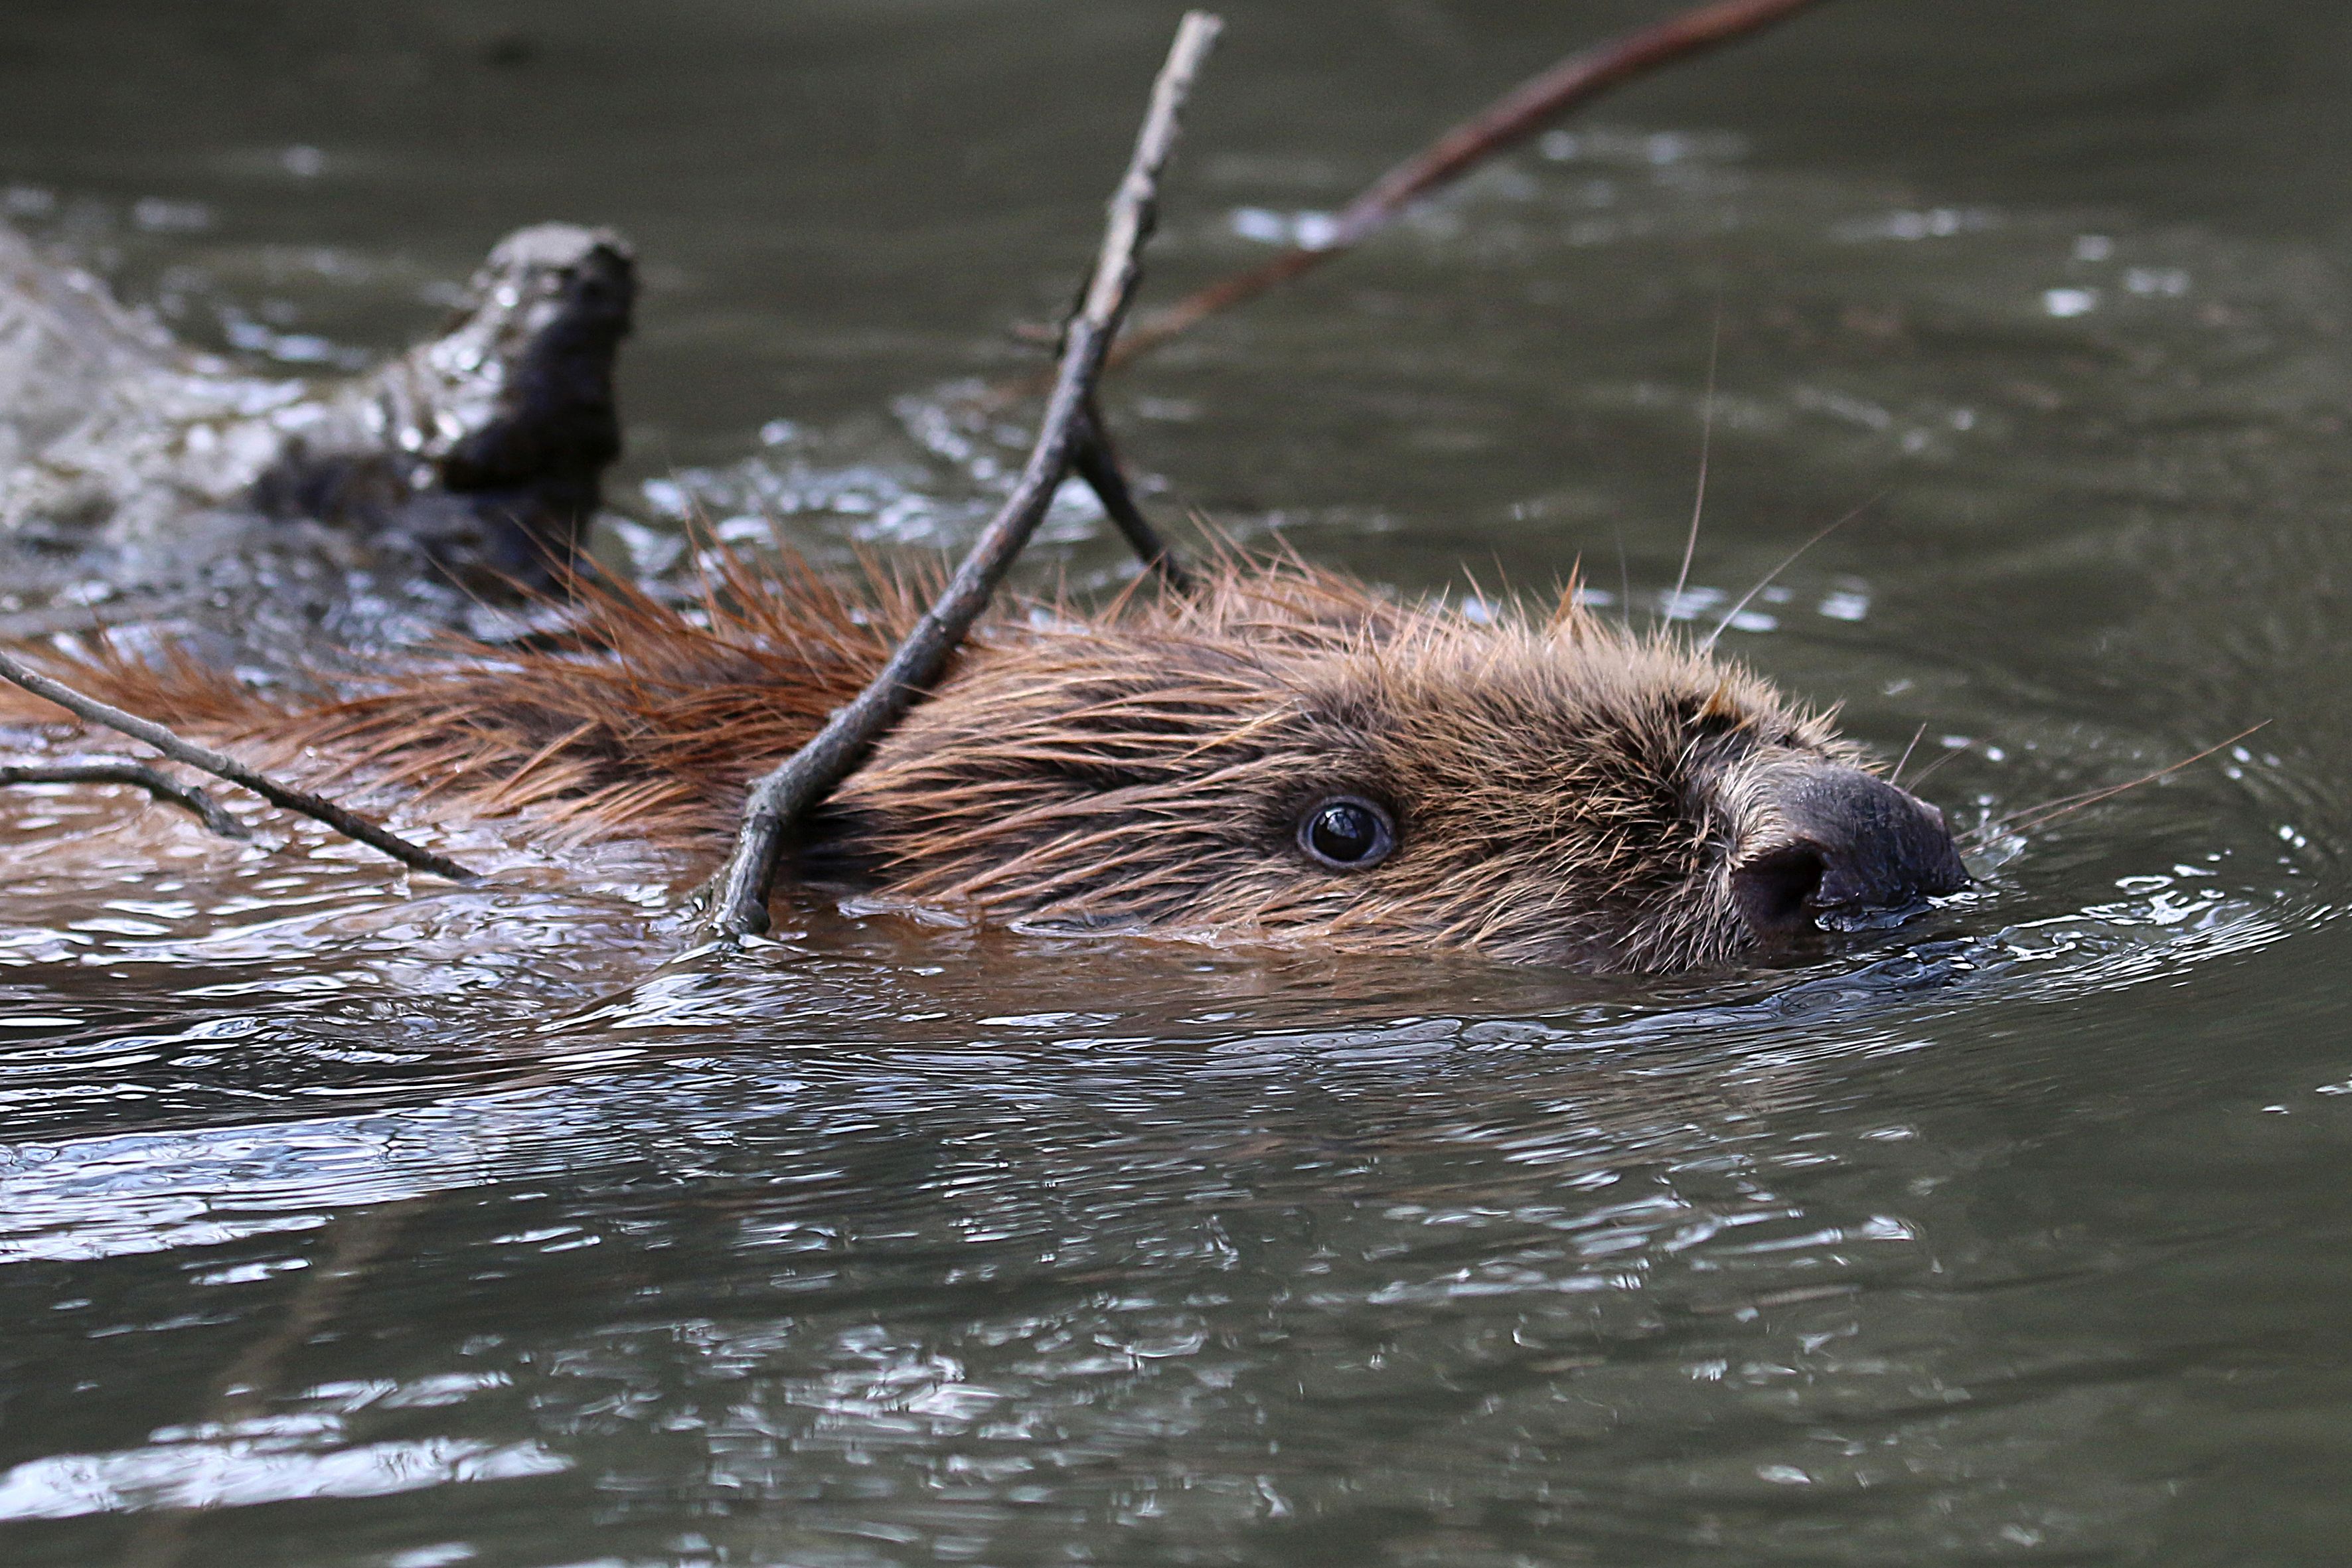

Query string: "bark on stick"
[[0, 649, 478, 882], [1072, 398, 1193, 592], [0, 759, 250, 840], [693, 10, 1224, 943]]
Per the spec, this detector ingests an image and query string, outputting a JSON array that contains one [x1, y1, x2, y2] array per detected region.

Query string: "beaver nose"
[[1732, 764, 1969, 938]]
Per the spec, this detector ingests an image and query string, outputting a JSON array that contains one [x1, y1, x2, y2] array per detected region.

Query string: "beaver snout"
[[1731, 764, 1969, 939]]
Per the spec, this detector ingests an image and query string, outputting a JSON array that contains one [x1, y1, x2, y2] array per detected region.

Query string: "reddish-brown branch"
[[1105, 0, 1834, 372]]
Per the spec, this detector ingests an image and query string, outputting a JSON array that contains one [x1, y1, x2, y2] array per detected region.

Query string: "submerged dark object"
[[0, 220, 633, 586]]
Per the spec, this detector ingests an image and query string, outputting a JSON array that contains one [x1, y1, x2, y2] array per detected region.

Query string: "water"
[[3, 1, 2351, 1562]]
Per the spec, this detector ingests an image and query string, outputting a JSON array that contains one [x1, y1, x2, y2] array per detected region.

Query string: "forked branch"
[[0, 649, 477, 882], [693, 11, 1225, 943]]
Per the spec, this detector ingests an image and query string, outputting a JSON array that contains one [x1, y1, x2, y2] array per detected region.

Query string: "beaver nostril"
[[1735, 764, 1970, 941], [1732, 842, 1829, 933]]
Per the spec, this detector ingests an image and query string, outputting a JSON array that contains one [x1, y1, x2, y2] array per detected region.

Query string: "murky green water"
[[3, 1, 2351, 1563]]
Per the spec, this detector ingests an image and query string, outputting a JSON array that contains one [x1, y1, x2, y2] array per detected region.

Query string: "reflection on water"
[[5, 0, 2352, 1564]]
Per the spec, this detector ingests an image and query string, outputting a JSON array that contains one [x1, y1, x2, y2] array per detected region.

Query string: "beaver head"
[[811, 566, 1968, 970]]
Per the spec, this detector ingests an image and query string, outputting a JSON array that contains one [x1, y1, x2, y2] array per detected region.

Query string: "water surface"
[[1, 1, 2350, 1563]]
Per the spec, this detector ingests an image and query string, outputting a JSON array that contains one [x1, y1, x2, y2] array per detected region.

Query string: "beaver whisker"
[[1668, 304, 1725, 621], [1612, 527, 1638, 632], [1901, 738, 1970, 793], [1891, 722, 1930, 788], [1963, 723, 2268, 844], [1698, 490, 1885, 654]]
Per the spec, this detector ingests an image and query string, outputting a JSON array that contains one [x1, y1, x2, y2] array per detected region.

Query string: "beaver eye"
[[1298, 795, 1395, 870]]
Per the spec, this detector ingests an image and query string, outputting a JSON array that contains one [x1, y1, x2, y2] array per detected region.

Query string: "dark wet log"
[[694, 10, 1223, 943], [0, 222, 633, 584]]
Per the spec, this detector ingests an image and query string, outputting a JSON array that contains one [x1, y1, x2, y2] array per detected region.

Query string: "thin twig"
[[1072, 397, 1194, 591], [0, 649, 477, 882], [1100, 0, 1834, 374], [692, 11, 1224, 943], [0, 759, 251, 840]]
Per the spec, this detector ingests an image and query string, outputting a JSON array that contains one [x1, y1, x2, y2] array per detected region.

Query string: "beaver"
[[21, 548, 1970, 972]]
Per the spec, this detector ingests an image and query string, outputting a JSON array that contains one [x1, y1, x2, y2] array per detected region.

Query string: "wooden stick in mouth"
[[692, 10, 1225, 944]]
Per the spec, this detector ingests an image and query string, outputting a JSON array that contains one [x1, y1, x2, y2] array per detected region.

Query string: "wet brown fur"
[[7, 549, 1869, 971]]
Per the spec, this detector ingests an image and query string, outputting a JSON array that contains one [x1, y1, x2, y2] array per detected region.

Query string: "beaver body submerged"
[[48, 553, 1969, 972]]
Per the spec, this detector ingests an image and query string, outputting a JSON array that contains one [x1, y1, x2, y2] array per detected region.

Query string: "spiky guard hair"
[[19, 549, 1863, 970]]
